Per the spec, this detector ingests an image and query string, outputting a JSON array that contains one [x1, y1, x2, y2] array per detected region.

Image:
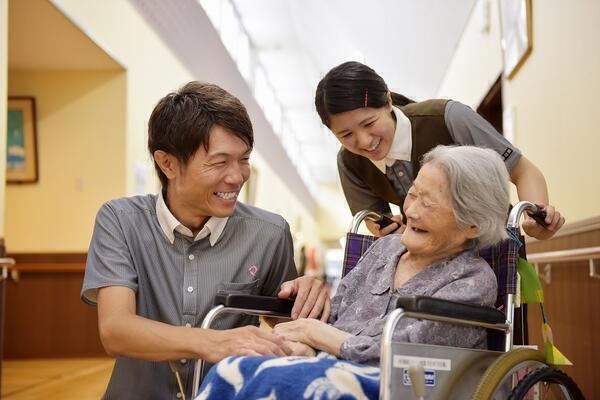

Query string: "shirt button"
[[180, 359, 187, 364], [398, 171, 404, 177], [187, 286, 194, 293], [185, 323, 192, 328], [176, 392, 182, 399], [188, 254, 195, 260]]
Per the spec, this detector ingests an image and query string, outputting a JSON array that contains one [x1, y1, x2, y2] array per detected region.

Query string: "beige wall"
[[10, 0, 321, 253], [0, 0, 7, 237], [503, 0, 600, 222], [252, 154, 320, 248], [438, 0, 600, 223], [6, 70, 126, 252], [438, 0, 503, 107], [51, 0, 194, 197], [317, 181, 353, 244]]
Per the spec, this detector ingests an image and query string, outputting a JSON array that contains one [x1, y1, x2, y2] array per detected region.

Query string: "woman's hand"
[[285, 340, 316, 357], [522, 203, 565, 240], [366, 215, 404, 237], [273, 318, 351, 357]]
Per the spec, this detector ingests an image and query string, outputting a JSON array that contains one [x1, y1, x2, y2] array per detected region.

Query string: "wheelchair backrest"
[[342, 227, 521, 297], [341, 226, 525, 350]]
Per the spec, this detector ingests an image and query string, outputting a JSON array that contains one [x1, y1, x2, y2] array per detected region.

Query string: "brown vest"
[[340, 99, 454, 210]]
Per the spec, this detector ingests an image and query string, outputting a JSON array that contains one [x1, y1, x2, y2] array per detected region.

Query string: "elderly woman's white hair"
[[421, 145, 510, 248]]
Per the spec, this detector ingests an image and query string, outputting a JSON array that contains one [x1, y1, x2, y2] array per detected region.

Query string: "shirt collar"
[[371, 106, 413, 173], [155, 191, 228, 246]]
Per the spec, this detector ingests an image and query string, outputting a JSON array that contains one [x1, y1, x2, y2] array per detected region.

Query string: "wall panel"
[[4, 254, 105, 358], [525, 225, 600, 399]]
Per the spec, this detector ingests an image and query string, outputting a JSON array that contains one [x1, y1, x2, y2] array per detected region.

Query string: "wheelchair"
[[191, 201, 584, 399]]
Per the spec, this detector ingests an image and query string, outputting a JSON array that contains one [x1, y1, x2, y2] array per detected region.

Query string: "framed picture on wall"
[[6, 97, 39, 183], [499, 0, 533, 80]]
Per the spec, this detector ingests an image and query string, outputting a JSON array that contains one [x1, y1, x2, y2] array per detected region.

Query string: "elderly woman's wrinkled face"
[[401, 164, 478, 260]]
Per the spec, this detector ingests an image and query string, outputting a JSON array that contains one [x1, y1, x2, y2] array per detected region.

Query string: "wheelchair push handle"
[[508, 201, 548, 229], [527, 207, 548, 227], [349, 210, 398, 233], [373, 214, 396, 229]]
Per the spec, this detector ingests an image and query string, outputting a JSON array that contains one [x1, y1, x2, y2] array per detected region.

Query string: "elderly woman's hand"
[[522, 203, 565, 240], [285, 340, 316, 357], [273, 318, 352, 357]]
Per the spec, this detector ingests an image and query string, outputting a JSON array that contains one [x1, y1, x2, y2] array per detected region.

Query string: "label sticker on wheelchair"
[[402, 369, 436, 387], [424, 370, 436, 386], [393, 355, 451, 371]]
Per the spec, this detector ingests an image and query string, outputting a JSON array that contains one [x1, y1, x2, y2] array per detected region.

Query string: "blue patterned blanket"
[[196, 353, 380, 399]]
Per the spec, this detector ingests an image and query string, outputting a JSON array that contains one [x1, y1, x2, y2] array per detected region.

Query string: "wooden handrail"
[[527, 246, 600, 263], [10, 263, 85, 273], [527, 246, 600, 280], [0, 258, 15, 267], [0, 258, 16, 282], [0, 258, 85, 282]]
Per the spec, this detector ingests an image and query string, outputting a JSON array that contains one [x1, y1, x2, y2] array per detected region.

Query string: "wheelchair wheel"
[[508, 367, 585, 400], [471, 348, 546, 399]]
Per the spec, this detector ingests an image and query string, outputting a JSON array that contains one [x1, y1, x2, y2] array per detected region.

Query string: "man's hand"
[[522, 203, 565, 240], [278, 276, 330, 321], [204, 325, 292, 364]]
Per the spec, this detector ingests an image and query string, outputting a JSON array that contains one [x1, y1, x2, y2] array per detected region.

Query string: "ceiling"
[[8, 0, 122, 70], [8, 0, 477, 187], [231, 0, 477, 183]]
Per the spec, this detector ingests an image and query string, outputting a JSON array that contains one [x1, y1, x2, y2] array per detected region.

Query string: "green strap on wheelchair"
[[517, 257, 572, 366]]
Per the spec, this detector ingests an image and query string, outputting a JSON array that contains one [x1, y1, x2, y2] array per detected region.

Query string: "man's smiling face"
[[170, 125, 251, 219]]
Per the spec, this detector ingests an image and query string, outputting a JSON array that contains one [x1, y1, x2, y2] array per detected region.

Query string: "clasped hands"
[[273, 275, 337, 357]]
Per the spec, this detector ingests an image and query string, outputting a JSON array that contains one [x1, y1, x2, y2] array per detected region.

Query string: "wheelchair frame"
[[377, 201, 529, 399]]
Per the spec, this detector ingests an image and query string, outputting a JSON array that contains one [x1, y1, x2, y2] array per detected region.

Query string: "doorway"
[[477, 75, 503, 134]]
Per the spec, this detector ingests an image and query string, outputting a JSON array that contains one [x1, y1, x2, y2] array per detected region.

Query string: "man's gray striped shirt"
[[82, 194, 297, 399]]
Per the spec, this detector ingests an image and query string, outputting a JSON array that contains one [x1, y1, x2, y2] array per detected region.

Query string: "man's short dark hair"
[[148, 81, 254, 188]]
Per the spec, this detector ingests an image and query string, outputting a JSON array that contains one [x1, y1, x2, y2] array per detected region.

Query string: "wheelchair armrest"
[[214, 293, 294, 317], [396, 296, 505, 325]]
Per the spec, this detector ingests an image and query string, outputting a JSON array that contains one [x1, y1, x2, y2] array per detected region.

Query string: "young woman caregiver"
[[315, 61, 564, 239]]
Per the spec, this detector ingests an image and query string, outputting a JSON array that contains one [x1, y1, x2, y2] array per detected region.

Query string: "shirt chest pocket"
[[216, 279, 260, 295]]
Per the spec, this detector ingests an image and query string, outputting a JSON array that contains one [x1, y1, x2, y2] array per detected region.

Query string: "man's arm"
[[97, 286, 292, 363]]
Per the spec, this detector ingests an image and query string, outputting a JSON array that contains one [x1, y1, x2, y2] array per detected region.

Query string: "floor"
[[1, 358, 114, 399]]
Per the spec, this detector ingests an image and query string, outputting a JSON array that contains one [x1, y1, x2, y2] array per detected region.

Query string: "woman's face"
[[401, 163, 478, 260], [328, 104, 396, 161]]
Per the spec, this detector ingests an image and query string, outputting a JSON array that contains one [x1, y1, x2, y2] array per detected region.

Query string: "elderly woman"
[[196, 145, 509, 399]]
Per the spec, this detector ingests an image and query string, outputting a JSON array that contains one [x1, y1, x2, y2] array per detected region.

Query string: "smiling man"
[[81, 82, 330, 400]]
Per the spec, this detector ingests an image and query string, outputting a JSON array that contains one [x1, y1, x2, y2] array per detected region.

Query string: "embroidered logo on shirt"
[[248, 265, 258, 277], [501, 148, 513, 161]]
